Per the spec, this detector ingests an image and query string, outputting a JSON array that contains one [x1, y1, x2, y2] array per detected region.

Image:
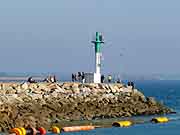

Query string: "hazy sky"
[[0, 0, 180, 75]]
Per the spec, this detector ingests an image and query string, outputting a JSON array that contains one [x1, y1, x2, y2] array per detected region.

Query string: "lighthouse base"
[[84, 72, 101, 83], [93, 73, 101, 83]]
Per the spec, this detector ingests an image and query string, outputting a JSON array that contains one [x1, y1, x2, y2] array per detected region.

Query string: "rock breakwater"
[[0, 82, 172, 132]]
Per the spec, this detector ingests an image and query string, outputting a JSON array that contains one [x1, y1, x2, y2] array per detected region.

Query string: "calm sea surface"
[[58, 80, 180, 135]]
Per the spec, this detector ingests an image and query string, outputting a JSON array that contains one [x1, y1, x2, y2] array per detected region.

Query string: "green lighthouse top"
[[92, 32, 104, 53]]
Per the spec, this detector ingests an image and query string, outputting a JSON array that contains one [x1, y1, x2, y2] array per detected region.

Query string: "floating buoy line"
[[8, 125, 96, 135], [7, 116, 179, 135]]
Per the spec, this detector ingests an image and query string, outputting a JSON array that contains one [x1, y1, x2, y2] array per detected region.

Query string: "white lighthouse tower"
[[91, 32, 104, 83]]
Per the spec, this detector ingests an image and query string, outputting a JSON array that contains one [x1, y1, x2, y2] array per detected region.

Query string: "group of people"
[[43, 75, 57, 83], [27, 75, 57, 83], [72, 72, 85, 83], [27, 74, 123, 84], [127, 81, 135, 89], [101, 74, 113, 83], [101, 75, 122, 83]]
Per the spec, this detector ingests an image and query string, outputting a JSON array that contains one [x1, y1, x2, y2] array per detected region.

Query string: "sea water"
[[57, 80, 180, 135]]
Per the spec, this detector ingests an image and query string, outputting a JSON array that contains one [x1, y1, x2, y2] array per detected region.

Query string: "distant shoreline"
[[0, 76, 44, 80]]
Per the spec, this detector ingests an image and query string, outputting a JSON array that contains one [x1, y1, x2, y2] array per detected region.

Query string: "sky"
[[0, 0, 180, 75]]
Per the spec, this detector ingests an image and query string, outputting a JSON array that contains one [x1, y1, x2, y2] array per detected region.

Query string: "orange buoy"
[[62, 126, 95, 132], [10, 128, 22, 135], [52, 126, 61, 134], [38, 127, 46, 135]]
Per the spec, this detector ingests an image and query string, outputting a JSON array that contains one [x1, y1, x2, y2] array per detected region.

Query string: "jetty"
[[0, 82, 172, 132]]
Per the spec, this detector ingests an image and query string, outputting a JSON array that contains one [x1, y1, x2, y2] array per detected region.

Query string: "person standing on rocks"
[[131, 82, 135, 89], [54, 75, 57, 82], [101, 75, 105, 83], [75, 73, 78, 81], [82, 72, 85, 83], [78, 72, 81, 82], [108, 75, 112, 83], [72, 73, 75, 82]]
